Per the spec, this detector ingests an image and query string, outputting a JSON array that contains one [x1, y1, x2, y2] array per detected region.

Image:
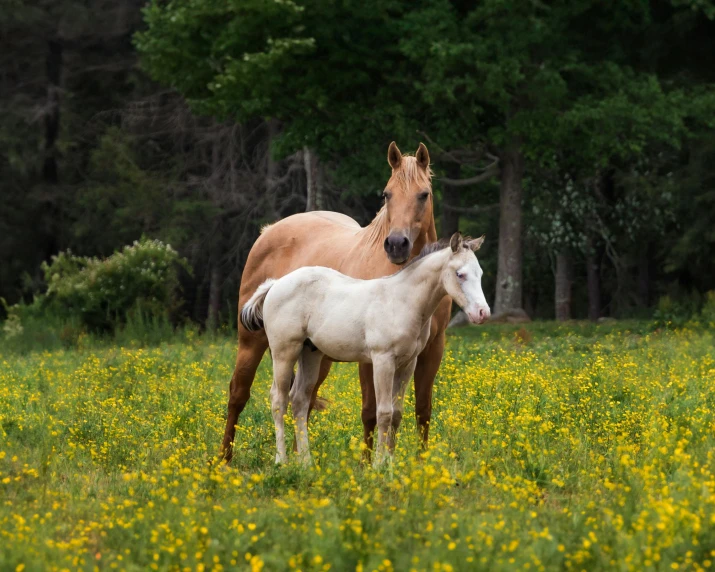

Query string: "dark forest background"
[[2, 0, 715, 331]]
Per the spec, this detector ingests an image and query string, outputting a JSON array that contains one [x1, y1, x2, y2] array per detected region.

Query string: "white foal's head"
[[442, 232, 491, 324]]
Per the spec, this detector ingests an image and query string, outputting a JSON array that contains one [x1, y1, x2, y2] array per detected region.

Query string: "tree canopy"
[[1, 0, 715, 327]]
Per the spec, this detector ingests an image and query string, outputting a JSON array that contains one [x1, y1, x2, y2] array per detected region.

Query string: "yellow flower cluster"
[[1, 325, 714, 570]]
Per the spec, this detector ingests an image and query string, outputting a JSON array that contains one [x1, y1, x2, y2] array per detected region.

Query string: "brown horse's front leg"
[[358, 362, 377, 459], [413, 330, 446, 447], [414, 298, 451, 447], [220, 328, 269, 463]]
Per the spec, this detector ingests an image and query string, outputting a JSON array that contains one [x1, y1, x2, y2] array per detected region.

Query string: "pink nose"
[[468, 307, 490, 324]]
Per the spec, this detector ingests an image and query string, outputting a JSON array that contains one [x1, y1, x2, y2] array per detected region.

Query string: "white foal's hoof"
[[275, 453, 287, 464], [372, 449, 393, 471]]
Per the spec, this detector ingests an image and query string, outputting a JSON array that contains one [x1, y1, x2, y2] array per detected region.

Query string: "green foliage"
[[40, 238, 190, 330], [652, 294, 700, 328], [3, 0, 715, 325], [136, 0, 417, 180], [72, 128, 215, 254], [0, 296, 86, 353], [700, 291, 715, 327]]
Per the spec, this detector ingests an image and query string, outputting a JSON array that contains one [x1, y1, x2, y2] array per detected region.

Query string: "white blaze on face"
[[455, 256, 491, 324]]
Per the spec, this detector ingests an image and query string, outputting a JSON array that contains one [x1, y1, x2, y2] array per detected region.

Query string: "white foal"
[[240, 232, 490, 467]]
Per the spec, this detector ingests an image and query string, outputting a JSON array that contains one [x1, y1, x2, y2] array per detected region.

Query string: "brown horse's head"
[[382, 142, 434, 265]]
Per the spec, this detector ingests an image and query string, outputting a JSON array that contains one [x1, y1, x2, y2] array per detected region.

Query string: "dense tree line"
[[2, 0, 715, 328]]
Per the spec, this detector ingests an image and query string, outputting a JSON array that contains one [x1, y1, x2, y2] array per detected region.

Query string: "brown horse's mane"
[[364, 156, 433, 251]]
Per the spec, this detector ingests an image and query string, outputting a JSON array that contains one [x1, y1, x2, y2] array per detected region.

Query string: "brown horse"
[[220, 142, 452, 462]]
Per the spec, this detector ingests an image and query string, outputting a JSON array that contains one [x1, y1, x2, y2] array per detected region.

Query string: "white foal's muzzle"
[[466, 305, 491, 325]]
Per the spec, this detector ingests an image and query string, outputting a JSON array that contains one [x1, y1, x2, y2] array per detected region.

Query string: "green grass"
[[1, 322, 715, 571]]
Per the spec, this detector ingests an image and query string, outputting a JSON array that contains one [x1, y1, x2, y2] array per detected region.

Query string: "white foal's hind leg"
[[289, 346, 324, 466], [271, 346, 302, 464], [371, 355, 397, 468], [392, 358, 417, 438]]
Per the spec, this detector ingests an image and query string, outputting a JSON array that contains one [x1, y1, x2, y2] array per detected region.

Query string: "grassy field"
[[1, 322, 715, 571]]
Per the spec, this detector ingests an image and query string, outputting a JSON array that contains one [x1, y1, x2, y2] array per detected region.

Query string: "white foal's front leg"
[[372, 355, 397, 468], [271, 348, 301, 464], [392, 358, 418, 437], [289, 347, 324, 466]]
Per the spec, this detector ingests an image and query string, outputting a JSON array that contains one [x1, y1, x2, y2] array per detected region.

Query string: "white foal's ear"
[[450, 232, 463, 253], [467, 235, 485, 251], [415, 142, 430, 170], [388, 141, 402, 170]]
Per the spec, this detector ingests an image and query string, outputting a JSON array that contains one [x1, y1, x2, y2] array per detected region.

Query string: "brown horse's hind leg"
[[413, 329, 446, 447], [359, 362, 377, 459], [308, 357, 334, 415], [220, 328, 268, 463]]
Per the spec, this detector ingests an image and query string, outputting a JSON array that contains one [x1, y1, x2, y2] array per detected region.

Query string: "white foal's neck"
[[387, 247, 451, 319]]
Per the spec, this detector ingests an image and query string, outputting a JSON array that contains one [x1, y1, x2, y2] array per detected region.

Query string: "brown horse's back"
[[239, 211, 393, 310]]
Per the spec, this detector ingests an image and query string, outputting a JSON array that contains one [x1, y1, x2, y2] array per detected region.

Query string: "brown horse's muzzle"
[[384, 233, 411, 265]]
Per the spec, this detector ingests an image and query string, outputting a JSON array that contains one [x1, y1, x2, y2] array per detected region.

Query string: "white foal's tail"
[[240, 279, 276, 332]]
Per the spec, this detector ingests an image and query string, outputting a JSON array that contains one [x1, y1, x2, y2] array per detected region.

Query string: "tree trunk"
[[441, 163, 461, 239], [207, 263, 222, 331], [42, 39, 63, 259], [586, 245, 601, 321], [304, 147, 325, 212], [265, 119, 280, 219], [554, 252, 572, 321], [494, 142, 524, 313], [638, 243, 650, 307], [43, 39, 62, 185], [315, 157, 325, 210]]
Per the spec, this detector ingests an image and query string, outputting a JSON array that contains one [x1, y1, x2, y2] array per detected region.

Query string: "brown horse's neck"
[[413, 212, 438, 258]]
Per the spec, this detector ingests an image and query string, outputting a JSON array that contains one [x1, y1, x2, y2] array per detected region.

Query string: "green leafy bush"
[[698, 291, 715, 328], [652, 295, 694, 328], [41, 238, 190, 330], [652, 291, 715, 330]]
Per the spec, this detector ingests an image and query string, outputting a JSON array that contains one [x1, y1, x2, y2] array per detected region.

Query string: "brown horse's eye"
[[418, 191, 430, 201], [382, 191, 392, 201]]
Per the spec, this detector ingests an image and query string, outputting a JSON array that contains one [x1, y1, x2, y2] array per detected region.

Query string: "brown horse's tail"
[[240, 279, 276, 332]]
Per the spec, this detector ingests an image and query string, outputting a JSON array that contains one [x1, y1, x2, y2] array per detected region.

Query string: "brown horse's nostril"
[[385, 233, 411, 262], [386, 235, 409, 249]]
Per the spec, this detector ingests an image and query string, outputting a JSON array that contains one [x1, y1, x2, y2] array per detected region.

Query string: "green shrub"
[[652, 291, 715, 330], [1, 299, 23, 339], [698, 291, 715, 328], [0, 297, 81, 353], [41, 238, 190, 331], [652, 295, 694, 328]]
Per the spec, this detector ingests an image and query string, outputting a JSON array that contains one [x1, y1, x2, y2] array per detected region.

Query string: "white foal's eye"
[[456, 271, 466, 281]]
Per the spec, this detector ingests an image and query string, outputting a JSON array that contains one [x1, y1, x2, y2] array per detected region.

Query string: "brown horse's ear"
[[388, 141, 402, 170], [467, 235, 485, 251], [450, 232, 463, 253], [416, 142, 430, 170]]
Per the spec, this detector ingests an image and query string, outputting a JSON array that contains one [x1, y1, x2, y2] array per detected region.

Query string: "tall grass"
[[1, 323, 714, 570]]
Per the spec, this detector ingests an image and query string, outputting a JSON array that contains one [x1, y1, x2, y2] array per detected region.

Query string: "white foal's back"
[[262, 266, 380, 363]]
